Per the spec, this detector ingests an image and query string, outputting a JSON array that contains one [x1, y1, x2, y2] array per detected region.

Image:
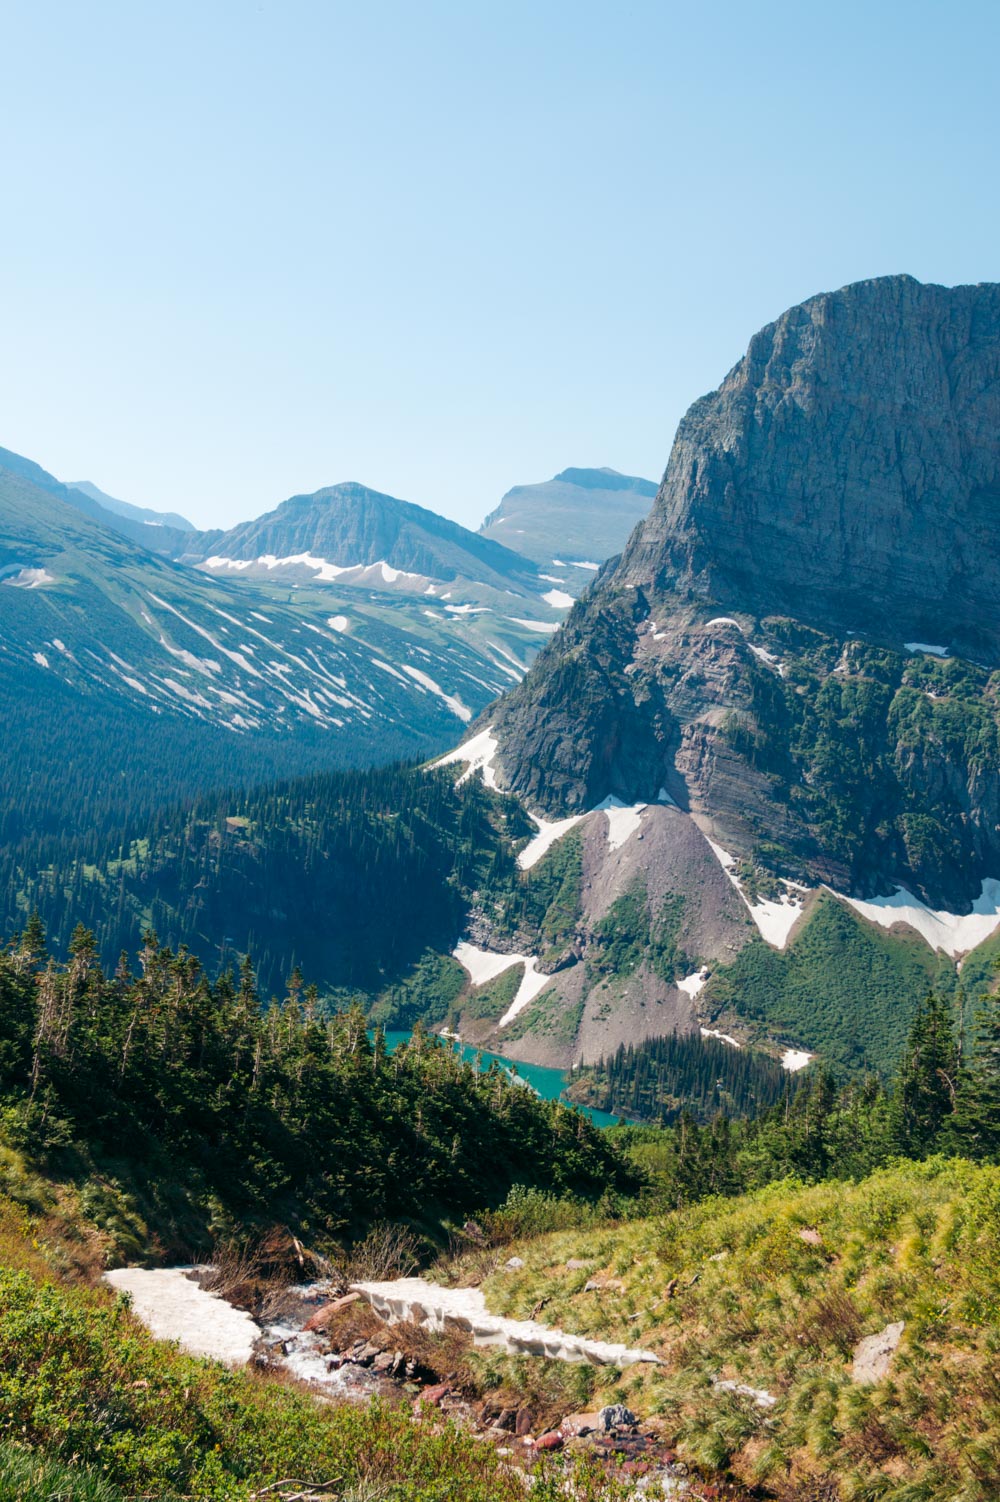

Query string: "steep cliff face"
[[621, 276, 1000, 658], [484, 277, 1000, 909]]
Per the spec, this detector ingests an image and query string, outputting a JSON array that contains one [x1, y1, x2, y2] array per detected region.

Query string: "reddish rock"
[[413, 1381, 451, 1412], [515, 1408, 535, 1437], [535, 1431, 564, 1451], [302, 1291, 360, 1332]]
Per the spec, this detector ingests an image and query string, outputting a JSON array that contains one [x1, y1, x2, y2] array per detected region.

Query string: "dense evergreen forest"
[[0, 763, 531, 1002], [568, 1029, 792, 1123], [0, 918, 635, 1256], [613, 988, 1000, 1208]]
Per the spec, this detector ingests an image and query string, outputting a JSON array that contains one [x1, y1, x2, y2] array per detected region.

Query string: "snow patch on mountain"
[[593, 796, 645, 852], [401, 665, 471, 722], [700, 1026, 741, 1048], [518, 811, 587, 870], [836, 880, 1000, 958], [678, 968, 709, 998], [706, 839, 806, 948], [451, 943, 551, 1027], [431, 727, 501, 789], [508, 618, 560, 634], [782, 1049, 814, 1072], [542, 589, 575, 609], [3, 566, 54, 588]]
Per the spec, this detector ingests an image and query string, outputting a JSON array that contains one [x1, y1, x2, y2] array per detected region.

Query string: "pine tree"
[[889, 993, 960, 1156], [950, 974, 1000, 1157]]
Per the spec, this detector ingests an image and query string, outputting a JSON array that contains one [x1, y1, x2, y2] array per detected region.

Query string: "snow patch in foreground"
[[103, 1267, 258, 1366], [781, 1049, 813, 1072], [431, 726, 500, 788], [678, 968, 709, 998], [835, 880, 1000, 959], [904, 642, 949, 657], [352, 1278, 661, 1367]]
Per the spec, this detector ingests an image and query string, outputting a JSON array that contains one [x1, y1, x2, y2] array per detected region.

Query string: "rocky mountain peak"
[[482, 277, 1000, 908], [617, 274, 1000, 659]]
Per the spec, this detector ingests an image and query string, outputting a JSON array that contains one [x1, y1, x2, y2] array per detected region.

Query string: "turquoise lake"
[[382, 1031, 620, 1130]]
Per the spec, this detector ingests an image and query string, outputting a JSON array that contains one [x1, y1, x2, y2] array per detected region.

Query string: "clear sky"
[[1, 0, 997, 531]]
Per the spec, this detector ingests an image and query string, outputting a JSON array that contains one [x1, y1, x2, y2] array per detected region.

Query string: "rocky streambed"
[[104, 1266, 700, 1495]]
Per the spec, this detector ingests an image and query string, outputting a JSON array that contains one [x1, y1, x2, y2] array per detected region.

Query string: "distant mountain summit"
[[67, 480, 194, 532], [479, 466, 656, 578], [186, 480, 541, 595], [618, 274, 1000, 661]]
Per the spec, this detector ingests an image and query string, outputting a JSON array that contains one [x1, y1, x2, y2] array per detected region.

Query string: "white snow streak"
[[507, 618, 560, 634], [700, 1027, 742, 1049], [593, 795, 645, 852], [835, 880, 1000, 958], [542, 589, 575, 609], [450, 943, 552, 1028], [518, 812, 586, 870], [400, 665, 472, 722], [431, 727, 501, 788]]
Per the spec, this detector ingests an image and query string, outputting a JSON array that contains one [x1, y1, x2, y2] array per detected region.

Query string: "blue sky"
[[1, 0, 997, 530]]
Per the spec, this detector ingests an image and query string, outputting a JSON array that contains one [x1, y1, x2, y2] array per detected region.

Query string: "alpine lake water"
[[381, 1031, 620, 1129]]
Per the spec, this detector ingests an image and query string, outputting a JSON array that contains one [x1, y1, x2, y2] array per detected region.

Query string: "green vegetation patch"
[[704, 893, 955, 1074]]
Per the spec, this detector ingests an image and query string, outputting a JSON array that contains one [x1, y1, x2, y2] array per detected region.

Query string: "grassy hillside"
[[472, 1157, 1000, 1499]]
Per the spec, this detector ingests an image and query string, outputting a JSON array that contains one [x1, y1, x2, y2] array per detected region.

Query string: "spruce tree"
[[889, 993, 959, 1156]]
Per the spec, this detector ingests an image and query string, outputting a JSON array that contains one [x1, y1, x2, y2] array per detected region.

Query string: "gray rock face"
[[484, 276, 1000, 907], [620, 275, 1000, 660]]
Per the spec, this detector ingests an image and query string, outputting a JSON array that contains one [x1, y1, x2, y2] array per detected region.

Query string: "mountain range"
[[6, 274, 999, 1093]]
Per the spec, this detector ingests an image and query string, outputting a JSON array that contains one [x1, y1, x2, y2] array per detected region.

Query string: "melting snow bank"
[[351, 1278, 661, 1367], [451, 942, 552, 1027], [103, 1268, 259, 1366], [518, 811, 587, 869], [834, 880, 1000, 959], [781, 1049, 814, 1072]]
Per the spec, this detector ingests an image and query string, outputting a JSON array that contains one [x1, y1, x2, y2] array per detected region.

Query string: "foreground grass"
[[478, 1157, 1000, 1499]]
